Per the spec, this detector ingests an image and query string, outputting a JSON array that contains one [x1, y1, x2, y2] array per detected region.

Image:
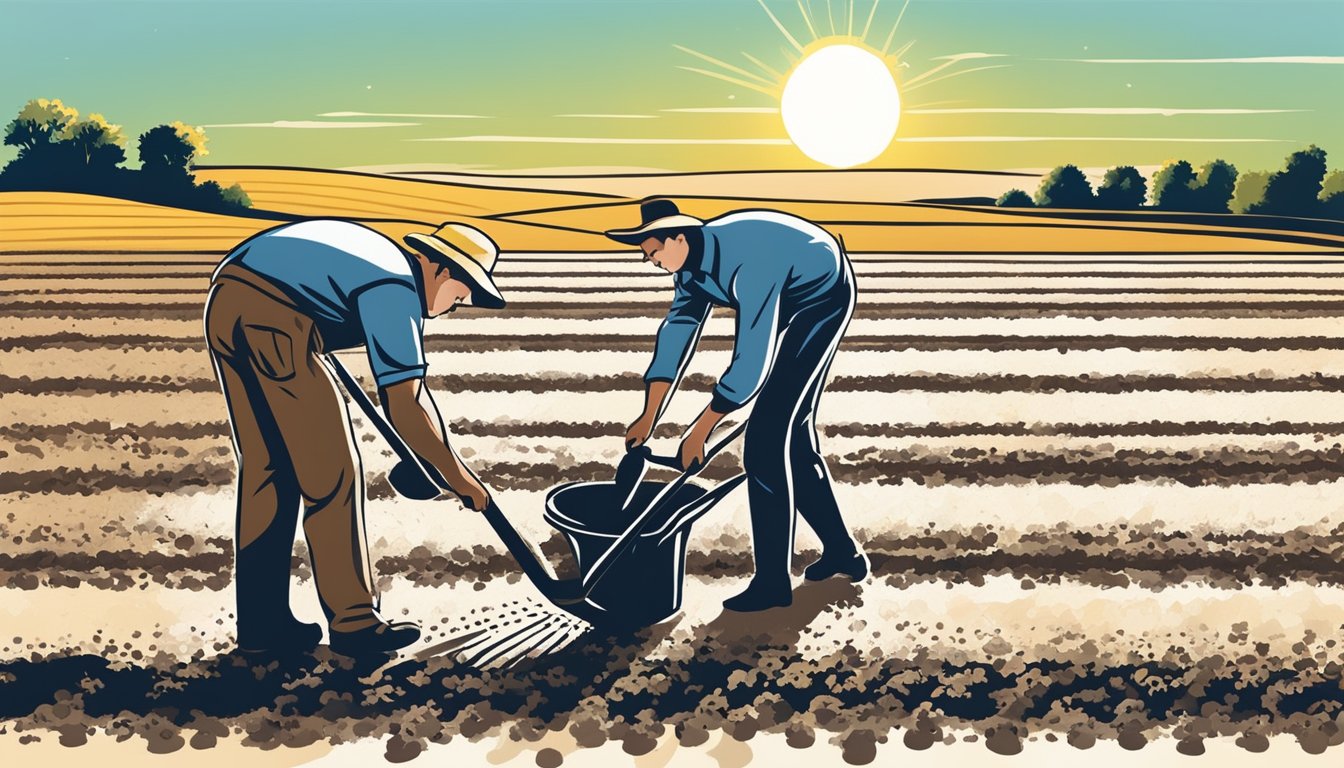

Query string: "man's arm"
[[382, 378, 489, 510], [676, 266, 782, 470], [627, 283, 711, 447]]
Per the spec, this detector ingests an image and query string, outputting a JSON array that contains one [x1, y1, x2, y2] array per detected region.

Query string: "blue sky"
[[3, 0, 1342, 173]]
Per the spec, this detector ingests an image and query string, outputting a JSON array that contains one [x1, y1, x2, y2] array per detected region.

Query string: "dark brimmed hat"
[[403, 222, 506, 309], [604, 198, 704, 245]]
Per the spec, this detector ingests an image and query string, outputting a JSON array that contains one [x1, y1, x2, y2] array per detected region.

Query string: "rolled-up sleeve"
[[354, 281, 427, 389], [645, 281, 711, 384], [711, 267, 783, 412]]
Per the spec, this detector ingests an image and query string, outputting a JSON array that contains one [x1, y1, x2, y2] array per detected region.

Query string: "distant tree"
[[1231, 170, 1271, 214], [1320, 170, 1344, 201], [3, 97, 78, 152], [1151, 160, 1198, 211], [1034, 164, 1093, 208], [1189, 159, 1238, 213], [220, 183, 252, 209], [1, 98, 81, 188], [1, 99, 249, 212], [995, 188, 1033, 207], [1249, 145, 1328, 217], [139, 122, 207, 175], [62, 114, 127, 173], [1095, 165, 1147, 210], [1321, 170, 1344, 220]]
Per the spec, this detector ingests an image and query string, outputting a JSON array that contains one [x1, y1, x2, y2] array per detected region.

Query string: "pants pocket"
[[242, 324, 297, 381]]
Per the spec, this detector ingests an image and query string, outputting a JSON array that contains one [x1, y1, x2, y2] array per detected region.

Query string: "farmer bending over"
[[205, 220, 504, 656], [607, 199, 868, 612]]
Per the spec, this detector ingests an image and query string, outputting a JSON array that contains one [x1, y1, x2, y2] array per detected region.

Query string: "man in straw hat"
[[205, 219, 504, 656], [607, 199, 868, 612]]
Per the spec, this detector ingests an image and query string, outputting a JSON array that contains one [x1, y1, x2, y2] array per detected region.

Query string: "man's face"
[[640, 233, 689, 273], [426, 272, 472, 317]]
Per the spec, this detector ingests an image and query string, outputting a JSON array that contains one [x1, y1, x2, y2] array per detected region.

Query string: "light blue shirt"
[[645, 210, 845, 411], [218, 220, 428, 389]]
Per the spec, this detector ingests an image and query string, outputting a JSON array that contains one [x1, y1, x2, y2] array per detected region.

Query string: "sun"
[[781, 43, 901, 168], [676, 0, 998, 169]]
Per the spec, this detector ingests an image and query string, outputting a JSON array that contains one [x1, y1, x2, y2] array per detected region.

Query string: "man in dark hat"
[[607, 199, 868, 612], [205, 219, 505, 656]]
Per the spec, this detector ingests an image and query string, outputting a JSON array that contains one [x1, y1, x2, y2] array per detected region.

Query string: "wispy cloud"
[[930, 52, 1011, 62], [906, 107, 1310, 116], [662, 107, 779, 114], [409, 135, 792, 145], [201, 120, 418, 129], [318, 111, 490, 118], [555, 114, 658, 119], [896, 135, 1292, 143], [1058, 56, 1344, 65]]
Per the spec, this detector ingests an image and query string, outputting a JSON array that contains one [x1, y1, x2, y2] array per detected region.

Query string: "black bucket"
[[544, 479, 706, 628]]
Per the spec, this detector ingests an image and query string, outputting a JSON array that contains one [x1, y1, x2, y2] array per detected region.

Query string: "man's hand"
[[454, 475, 490, 512], [678, 432, 707, 472], [678, 402, 727, 472], [625, 415, 655, 449]]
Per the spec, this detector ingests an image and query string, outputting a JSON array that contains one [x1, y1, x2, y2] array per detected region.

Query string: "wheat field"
[[4, 173, 1344, 765]]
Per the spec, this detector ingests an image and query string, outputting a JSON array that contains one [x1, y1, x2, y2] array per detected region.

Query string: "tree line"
[[996, 146, 1344, 220], [0, 98, 250, 213]]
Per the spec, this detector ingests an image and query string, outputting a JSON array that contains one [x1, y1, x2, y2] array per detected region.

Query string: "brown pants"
[[204, 264, 380, 634]]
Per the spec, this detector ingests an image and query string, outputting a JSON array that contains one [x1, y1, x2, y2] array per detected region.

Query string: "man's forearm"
[[386, 390, 476, 492], [641, 379, 674, 422]]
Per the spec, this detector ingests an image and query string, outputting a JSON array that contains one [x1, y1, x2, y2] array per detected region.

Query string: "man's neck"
[[679, 231, 706, 276]]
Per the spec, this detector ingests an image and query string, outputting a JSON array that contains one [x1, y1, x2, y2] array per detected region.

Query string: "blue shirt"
[[645, 210, 845, 412], [218, 220, 428, 389]]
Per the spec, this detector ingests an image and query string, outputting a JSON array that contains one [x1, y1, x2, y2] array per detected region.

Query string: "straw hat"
[[604, 198, 704, 245], [403, 222, 505, 309]]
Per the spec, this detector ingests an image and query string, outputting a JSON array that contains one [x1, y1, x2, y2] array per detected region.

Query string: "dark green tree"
[[1151, 160, 1198, 211], [1034, 164, 1093, 208], [1095, 166, 1147, 209], [1189, 159, 1238, 213], [995, 188, 1033, 207], [1249, 145, 1328, 217]]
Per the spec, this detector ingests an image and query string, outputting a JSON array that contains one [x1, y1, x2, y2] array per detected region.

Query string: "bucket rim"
[[543, 479, 705, 540]]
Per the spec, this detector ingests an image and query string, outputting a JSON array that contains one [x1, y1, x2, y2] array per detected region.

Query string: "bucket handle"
[[575, 420, 747, 597]]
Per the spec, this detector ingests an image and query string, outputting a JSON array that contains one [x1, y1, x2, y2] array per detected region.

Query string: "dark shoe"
[[328, 620, 421, 658], [804, 550, 870, 582], [723, 580, 792, 612], [238, 619, 323, 655]]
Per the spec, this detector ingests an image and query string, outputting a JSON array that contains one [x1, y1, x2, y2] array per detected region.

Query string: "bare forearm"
[[387, 395, 476, 491], [641, 380, 673, 423], [688, 403, 726, 443]]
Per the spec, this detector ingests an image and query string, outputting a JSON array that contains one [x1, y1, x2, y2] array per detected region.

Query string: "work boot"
[[238, 618, 323, 656], [329, 619, 422, 658], [804, 549, 870, 582], [723, 579, 793, 612]]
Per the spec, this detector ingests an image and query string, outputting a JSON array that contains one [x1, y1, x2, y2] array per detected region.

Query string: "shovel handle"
[[480, 499, 578, 602]]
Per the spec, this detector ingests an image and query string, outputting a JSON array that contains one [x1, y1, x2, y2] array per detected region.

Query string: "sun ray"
[[861, 0, 882, 41], [797, 0, 819, 41], [756, 0, 807, 54], [675, 44, 777, 86], [743, 51, 786, 81], [677, 66, 779, 97], [902, 54, 1004, 87], [826, 0, 836, 35], [903, 64, 1009, 92], [881, 0, 912, 55], [848, 0, 855, 36], [888, 39, 916, 63]]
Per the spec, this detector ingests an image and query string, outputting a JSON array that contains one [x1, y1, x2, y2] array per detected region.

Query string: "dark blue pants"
[[741, 257, 858, 588]]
